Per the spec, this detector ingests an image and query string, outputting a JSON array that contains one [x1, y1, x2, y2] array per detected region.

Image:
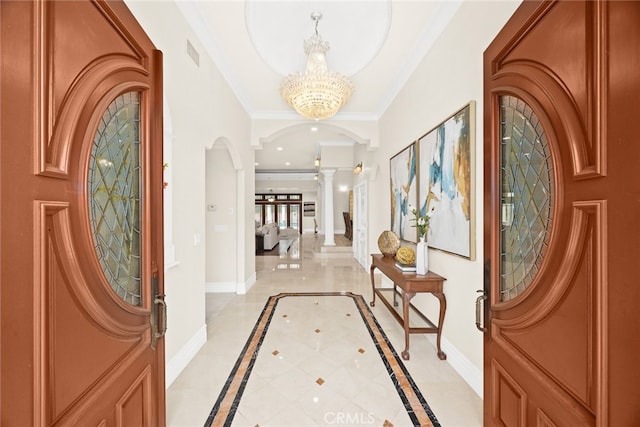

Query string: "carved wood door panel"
[[0, 1, 165, 424], [483, 1, 640, 425]]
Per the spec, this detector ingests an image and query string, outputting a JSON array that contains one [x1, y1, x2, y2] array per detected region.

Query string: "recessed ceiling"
[[175, 1, 462, 120], [245, 1, 392, 77], [255, 125, 353, 172], [171, 1, 463, 172]]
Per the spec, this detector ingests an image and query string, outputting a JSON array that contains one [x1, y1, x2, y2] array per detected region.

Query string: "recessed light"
[[285, 162, 290, 166], [276, 147, 284, 151], [339, 185, 348, 192], [254, 162, 259, 166], [311, 126, 318, 132]]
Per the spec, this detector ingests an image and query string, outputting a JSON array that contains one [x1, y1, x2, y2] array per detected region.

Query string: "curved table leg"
[[369, 264, 377, 307], [434, 291, 447, 360], [401, 291, 415, 360]]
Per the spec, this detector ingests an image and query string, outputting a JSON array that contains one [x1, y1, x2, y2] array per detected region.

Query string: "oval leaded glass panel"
[[88, 92, 142, 306], [499, 95, 554, 302]]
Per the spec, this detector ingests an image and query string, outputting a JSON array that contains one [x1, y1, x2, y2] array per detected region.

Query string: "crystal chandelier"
[[280, 12, 354, 120]]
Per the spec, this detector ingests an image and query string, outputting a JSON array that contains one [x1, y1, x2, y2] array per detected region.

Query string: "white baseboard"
[[238, 272, 256, 295], [165, 324, 207, 388], [205, 273, 256, 294], [205, 281, 236, 293], [426, 335, 483, 398]]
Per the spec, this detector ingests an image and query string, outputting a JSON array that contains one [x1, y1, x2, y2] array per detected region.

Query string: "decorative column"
[[321, 169, 336, 246]]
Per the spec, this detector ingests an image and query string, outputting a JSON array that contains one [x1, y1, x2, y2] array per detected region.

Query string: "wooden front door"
[[1, 1, 165, 425], [483, 1, 640, 425]]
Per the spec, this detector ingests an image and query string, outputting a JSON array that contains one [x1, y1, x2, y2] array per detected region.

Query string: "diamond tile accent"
[[346, 313, 351, 317], [202, 292, 443, 427], [314, 329, 320, 333], [383, 420, 394, 427], [282, 314, 288, 318]]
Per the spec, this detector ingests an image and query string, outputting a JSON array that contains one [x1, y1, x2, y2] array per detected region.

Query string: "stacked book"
[[395, 262, 416, 272]]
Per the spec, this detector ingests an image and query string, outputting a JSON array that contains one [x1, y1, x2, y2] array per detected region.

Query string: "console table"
[[369, 254, 447, 361]]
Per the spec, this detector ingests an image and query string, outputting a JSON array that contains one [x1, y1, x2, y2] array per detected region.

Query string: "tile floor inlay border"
[[204, 292, 440, 427]]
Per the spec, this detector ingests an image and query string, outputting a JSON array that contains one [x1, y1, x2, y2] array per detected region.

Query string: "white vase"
[[416, 236, 428, 275]]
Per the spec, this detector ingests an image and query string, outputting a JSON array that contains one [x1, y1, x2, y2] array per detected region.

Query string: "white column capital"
[[320, 169, 336, 179]]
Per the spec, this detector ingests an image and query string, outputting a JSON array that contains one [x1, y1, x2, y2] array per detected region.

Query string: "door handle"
[[475, 290, 487, 332], [151, 263, 167, 349], [153, 294, 167, 339]]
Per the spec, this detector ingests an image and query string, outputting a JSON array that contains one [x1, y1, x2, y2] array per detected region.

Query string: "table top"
[[371, 254, 446, 292]]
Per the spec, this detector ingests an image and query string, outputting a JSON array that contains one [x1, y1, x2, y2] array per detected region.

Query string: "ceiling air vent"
[[186, 39, 200, 67]]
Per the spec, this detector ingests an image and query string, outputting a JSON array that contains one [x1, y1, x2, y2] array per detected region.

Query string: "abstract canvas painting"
[[418, 102, 475, 259], [390, 143, 417, 242]]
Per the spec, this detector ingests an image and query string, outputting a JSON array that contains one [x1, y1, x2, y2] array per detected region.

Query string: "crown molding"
[[376, 1, 463, 116]]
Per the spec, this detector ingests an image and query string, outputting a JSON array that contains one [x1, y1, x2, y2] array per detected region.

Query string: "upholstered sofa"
[[256, 222, 279, 251]]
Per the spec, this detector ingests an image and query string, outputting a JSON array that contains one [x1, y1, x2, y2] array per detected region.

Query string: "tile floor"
[[166, 234, 482, 427]]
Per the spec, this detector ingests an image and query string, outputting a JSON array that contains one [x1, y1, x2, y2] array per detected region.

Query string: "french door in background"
[[1, 0, 165, 424], [255, 193, 302, 233], [275, 203, 301, 231], [483, 1, 640, 425]]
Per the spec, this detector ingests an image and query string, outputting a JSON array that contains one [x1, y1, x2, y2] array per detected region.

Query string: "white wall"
[[320, 145, 354, 169], [373, 0, 521, 395], [125, 0, 253, 385], [206, 147, 237, 285], [333, 185, 351, 233], [255, 178, 318, 193]]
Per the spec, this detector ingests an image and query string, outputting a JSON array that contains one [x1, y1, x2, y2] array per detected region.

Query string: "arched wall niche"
[[204, 136, 249, 294], [206, 136, 242, 171]]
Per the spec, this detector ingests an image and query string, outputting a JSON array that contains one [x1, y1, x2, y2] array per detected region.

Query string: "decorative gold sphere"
[[395, 246, 416, 266], [377, 231, 400, 257]]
